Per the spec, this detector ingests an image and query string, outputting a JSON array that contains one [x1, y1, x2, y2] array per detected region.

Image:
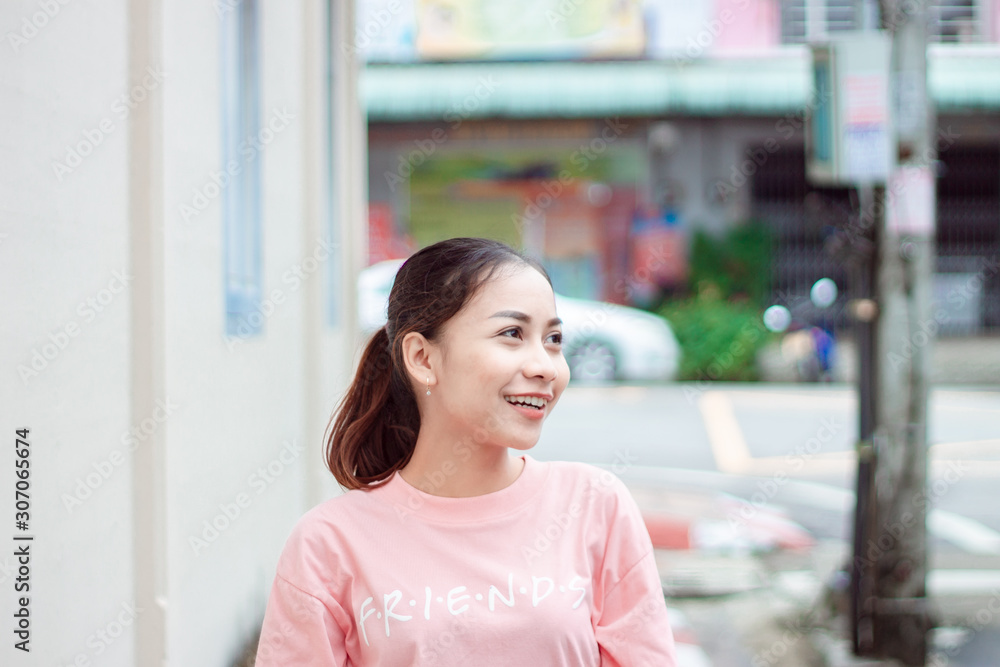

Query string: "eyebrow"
[[489, 310, 562, 327]]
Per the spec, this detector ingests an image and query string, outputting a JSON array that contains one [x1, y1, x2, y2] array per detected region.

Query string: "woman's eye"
[[500, 328, 560, 344]]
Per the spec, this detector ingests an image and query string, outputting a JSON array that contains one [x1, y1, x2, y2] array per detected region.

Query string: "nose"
[[523, 339, 558, 382]]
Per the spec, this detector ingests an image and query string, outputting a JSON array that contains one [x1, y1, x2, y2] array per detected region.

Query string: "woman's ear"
[[401, 331, 436, 389]]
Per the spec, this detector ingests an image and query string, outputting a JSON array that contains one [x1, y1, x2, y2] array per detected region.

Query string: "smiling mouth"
[[504, 395, 549, 410]]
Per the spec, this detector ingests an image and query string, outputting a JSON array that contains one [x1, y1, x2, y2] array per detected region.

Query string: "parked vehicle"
[[358, 259, 681, 383], [554, 293, 679, 383]]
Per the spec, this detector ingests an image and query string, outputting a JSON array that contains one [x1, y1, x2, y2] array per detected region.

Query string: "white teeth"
[[505, 395, 547, 409]]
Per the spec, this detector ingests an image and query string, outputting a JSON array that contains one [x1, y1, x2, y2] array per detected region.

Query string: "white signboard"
[[887, 165, 935, 236], [807, 32, 894, 185]]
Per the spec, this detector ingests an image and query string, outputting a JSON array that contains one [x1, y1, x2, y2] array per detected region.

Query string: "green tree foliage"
[[688, 223, 772, 304], [659, 222, 774, 381], [659, 291, 771, 381]]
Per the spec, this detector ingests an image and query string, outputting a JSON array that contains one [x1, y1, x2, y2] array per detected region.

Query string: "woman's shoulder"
[[289, 481, 393, 538], [296, 484, 377, 524], [273, 486, 385, 588], [542, 457, 629, 486], [537, 458, 633, 505]]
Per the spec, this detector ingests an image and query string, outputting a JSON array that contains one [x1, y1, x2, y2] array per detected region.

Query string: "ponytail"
[[324, 326, 419, 489]]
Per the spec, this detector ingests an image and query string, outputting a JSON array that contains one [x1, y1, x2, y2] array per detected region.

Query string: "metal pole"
[[849, 3, 883, 651], [867, 0, 935, 663], [849, 183, 879, 655]]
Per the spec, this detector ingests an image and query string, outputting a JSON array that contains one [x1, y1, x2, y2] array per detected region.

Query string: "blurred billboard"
[[415, 0, 646, 60], [355, 0, 779, 62]]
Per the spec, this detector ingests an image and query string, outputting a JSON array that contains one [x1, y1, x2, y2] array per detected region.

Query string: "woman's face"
[[428, 264, 570, 451]]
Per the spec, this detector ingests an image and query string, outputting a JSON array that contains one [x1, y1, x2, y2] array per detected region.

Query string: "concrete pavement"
[[622, 476, 1000, 667]]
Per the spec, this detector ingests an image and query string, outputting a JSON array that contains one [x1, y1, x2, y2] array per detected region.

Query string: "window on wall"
[[780, 0, 988, 43], [221, 0, 263, 338], [325, 0, 340, 329], [929, 0, 986, 42], [780, 0, 859, 43]]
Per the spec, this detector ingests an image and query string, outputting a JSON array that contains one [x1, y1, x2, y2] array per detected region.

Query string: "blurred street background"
[[534, 383, 1000, 666], [3, 0, 999, 665]]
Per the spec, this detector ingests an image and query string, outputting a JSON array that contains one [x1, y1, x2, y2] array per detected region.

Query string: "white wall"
[[2, 0, 363, 664], [161, 0, 316, 664], [0, 0, 136, 664]]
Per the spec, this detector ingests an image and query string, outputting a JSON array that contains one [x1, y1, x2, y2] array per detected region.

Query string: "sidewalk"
[[627, 479, 1000, 667]]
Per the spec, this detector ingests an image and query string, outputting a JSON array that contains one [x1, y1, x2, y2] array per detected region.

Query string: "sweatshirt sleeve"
[[254, 573, 350, 667], [592, 476, 678, 666]]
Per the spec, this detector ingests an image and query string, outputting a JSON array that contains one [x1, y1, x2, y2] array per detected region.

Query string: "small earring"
[[426, 377, 431, 396]]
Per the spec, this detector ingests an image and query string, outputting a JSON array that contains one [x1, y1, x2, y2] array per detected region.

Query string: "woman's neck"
[[399, 432, 526, 498]]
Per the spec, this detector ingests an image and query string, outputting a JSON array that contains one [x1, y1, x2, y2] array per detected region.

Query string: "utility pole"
[[863, 0, 936, 662], [809, 1, 936, 663], [847, 7, 887, 658]]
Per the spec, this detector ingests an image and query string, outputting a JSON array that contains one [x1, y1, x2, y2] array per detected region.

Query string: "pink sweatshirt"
[[255, 454, 677, 666]]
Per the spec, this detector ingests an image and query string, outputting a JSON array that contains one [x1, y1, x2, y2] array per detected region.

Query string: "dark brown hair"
[[324, 237, 551, 490]]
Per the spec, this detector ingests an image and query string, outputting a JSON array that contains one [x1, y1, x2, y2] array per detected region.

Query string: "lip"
[[505, 400, 547, 420], [503, 392, 553, 421], [503, 392, 554, 401]]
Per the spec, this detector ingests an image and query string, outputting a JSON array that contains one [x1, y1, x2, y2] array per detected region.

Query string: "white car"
[[358, 259, 680, 383]]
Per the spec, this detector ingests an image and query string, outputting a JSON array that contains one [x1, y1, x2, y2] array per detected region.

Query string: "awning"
[[361, 46, 1000, 121]]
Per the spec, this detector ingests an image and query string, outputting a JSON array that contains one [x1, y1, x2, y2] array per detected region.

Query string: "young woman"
[[255, 237, 677, 666]]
